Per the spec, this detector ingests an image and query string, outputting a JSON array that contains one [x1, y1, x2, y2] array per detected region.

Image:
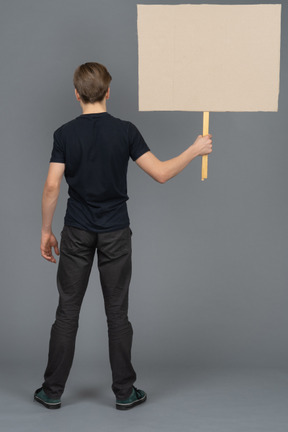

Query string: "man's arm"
[[136, 134, 212, 183], [41, 162, 65, 263]]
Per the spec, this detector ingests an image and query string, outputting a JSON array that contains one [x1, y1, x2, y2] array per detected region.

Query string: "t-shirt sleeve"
[[128, 122, 150, 161], [50, 129, 66, 163]]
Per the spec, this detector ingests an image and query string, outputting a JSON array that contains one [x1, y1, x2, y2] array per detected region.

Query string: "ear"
[[106, 87, 110, 100], [75, 89, 81, 101]]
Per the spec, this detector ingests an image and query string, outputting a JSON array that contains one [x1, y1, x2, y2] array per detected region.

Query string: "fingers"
[[40, 233, 59, 263], [204, 134, 212, 142], [205, 134, 213, 152], [41, 247, 57, 263], [199, 134, 213, 146]]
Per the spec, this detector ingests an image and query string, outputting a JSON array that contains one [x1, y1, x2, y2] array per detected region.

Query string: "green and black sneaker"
[[34, 387, 61, 409], [116, 386, 147, 410]]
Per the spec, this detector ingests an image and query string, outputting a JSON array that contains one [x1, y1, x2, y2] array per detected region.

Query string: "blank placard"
[[137, 4, 281, 112]]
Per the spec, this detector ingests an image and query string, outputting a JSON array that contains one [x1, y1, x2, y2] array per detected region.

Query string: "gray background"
[[0, 0, 288, 431]]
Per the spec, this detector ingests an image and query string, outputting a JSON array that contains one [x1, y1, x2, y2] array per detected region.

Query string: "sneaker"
[[34, 387, 61, 409], [116, 386, 147, 410]]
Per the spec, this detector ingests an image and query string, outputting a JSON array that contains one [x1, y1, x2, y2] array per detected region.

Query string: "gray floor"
[[1, 363, 288, 432]]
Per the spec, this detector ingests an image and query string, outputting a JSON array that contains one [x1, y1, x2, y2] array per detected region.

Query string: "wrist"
[[42, 227, 52, 235], [189, 143, 200, 159]]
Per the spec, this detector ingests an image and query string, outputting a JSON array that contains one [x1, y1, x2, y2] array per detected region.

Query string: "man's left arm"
[[41, 162, 65, 263]]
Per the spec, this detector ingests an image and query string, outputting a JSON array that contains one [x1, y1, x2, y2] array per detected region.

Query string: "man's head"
[[73, 62, 112, 104]]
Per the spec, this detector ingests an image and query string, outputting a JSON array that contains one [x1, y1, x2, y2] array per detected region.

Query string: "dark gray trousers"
[[42, 225, 136, 400]]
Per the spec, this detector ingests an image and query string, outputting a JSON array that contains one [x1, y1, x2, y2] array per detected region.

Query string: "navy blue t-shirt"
[[50, 112, 150, 232]]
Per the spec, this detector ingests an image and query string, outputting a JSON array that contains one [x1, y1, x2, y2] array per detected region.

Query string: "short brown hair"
[[73, 62, 112, 103]]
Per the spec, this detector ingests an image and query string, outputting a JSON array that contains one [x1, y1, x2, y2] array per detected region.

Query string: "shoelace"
[[133, 387, 143, 399]]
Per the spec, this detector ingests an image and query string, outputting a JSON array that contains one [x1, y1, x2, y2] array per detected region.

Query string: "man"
[[34, 62, 212, 411]]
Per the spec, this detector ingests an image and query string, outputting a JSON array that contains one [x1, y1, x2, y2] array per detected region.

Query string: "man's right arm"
[[135, 134, 212, 183], [41, 162, 65, 263]]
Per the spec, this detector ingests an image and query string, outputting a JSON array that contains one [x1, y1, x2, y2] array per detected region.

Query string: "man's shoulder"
[[106, 113, 132, 128], [103, 114, 139, 138], [53, 117, 79, 137]]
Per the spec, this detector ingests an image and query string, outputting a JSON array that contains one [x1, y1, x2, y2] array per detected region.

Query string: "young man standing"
[[34, 62, 212, 411]]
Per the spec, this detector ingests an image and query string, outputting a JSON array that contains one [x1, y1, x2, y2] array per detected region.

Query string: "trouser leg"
[[43, 226, 96, 399], [97, 227, 136, 400]]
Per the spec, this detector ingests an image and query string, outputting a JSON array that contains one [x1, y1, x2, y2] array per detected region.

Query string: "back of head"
[[73, 62, 112, 103]]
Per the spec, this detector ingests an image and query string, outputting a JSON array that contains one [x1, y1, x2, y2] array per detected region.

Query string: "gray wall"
[[0, 0, 287, 370]]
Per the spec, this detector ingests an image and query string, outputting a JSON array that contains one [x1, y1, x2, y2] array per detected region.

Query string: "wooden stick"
[[201, 111, 209, 181]]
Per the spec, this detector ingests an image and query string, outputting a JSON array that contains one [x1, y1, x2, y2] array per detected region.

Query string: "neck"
[[81, 100, 107, 114]]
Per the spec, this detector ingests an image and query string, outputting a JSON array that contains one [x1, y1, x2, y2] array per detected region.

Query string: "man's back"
[[50, 112, 149, 232]]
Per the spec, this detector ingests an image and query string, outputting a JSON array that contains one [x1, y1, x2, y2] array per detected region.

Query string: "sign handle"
[[201, 111, 209, 181]]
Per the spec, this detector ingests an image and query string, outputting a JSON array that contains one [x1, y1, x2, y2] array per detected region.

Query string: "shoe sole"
[[34, 395, 61, 410], [116, 394, 147, 411]]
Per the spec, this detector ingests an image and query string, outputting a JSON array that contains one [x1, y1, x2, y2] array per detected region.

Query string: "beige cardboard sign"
[[137, 4, 281, 112]]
